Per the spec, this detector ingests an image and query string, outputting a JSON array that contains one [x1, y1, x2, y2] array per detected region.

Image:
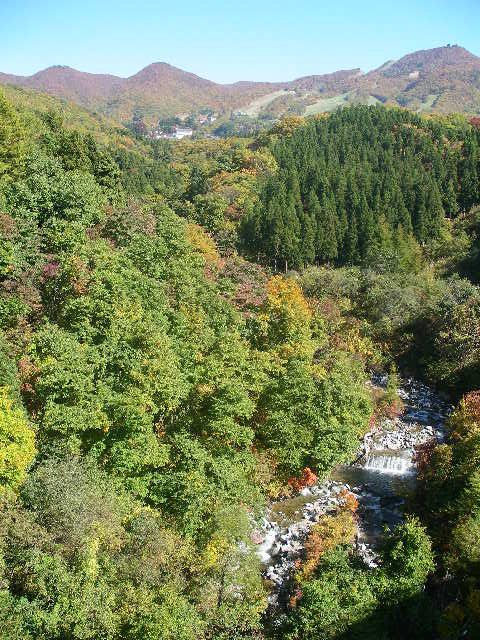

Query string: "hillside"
[[0, 62, 360, 123], [0, 83, 144, 149], [356, 45, 480, 114], [2, 75, 480, 639], [3, 45, 479, 124]]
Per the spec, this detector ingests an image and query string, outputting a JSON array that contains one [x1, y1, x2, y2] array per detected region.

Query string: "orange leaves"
[[288, 467, 318, 492], [339, 488, 359, 513]]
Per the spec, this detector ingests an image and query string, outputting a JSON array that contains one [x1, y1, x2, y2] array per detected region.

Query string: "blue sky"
[[2, 0, 479, 82]]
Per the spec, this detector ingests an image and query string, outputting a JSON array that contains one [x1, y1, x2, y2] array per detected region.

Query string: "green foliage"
[[0, 90, 29, 183], [379, 517, 435, 601], [4, 86, 472, 640], [257, 354, 371, 475], [413, 392, 480, 638], [283, 518, 434, 640], [284, 547, 378, 640], [0, 458, 207, 640], [241, 106, 480, 270], [299, 263, 480, 395]]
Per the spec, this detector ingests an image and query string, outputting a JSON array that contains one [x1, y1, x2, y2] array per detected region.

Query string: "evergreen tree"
[[240, 105, 480, 269]]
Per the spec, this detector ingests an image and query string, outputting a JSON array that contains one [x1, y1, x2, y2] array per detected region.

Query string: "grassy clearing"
[[242, 89, 295, 116], [304, 93, 350, 115]]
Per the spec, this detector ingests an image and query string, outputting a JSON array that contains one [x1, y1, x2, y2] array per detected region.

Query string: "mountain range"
[[1, 45, 480, 124]]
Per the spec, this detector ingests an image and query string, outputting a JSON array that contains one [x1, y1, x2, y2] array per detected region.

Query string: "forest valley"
[[0, 90, 480, 639]]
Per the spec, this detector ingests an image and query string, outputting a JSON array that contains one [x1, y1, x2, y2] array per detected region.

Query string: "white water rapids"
[[363, 452, 412, 474], [252, 376, 449, 606]]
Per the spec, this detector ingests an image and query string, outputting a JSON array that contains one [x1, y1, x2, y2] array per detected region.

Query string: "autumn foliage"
[[449, 390, 480, 440], [288, 467, 318, 492], [339, 488, 359, 513], [414, 439, 437, 480], [296, 510, 357, 584], [291, 489, 359, 593]]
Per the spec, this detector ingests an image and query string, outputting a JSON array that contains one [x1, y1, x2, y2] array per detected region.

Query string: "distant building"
[[147, 126, 194, 140], [174, 127, 194, 139]]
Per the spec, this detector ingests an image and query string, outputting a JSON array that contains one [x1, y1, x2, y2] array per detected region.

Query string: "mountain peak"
[[128, 62, 218, 87], [379, 45, 480, 77]]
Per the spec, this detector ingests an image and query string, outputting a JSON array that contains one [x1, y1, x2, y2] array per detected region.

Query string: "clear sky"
[[2, 0, 479, 82]]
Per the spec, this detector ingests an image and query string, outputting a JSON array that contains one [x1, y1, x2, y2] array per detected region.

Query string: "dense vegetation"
[[0, 89, 375, 639], [1, 89, 480, 639], [413, 391, 480, 639], [241, 106, 480, 269]]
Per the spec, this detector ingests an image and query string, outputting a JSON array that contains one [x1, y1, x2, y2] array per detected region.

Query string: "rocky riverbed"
[[253, 376, 450, 606]]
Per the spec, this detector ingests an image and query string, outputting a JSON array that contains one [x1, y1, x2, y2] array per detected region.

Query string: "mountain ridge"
[[2, 45, 480, 122]]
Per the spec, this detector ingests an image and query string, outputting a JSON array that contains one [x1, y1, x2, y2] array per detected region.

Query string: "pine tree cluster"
[[241, 106, 480, 269]]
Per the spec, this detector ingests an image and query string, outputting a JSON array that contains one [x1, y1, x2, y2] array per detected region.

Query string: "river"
[[253, 376, 449, 607]]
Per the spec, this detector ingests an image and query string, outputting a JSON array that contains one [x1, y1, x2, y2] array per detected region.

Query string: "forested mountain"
[[0, 83, 141, 147], [1, 45, 480, 124], [241, 106, 480, 269], [1, 63, 356, 122], [1, 85, 480, 640]]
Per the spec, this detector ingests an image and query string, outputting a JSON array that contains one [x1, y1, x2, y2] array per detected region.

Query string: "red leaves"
[[414, 440, 437, 480], [463, 391, 480, 421], [41, 260, 60, 280]]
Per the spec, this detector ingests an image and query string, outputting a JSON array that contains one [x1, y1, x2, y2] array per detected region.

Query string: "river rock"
[[255, 375, 450, 608]]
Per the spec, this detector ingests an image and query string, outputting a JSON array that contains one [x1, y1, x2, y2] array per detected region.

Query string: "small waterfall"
[[363, 453, 411, 475], [255, 376, 449, 609]]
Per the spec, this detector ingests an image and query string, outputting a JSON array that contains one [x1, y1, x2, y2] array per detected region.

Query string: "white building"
[[174, 127, 194, 139]]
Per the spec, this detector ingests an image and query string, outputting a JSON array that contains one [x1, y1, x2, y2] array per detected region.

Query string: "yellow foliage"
[[196, 383, 214, 396], [260, 276, 313, 355], [266, 276, 311, 318], [81, 537, 101, 579], [185, 222, 220, 268], [270, 116, 306, 137], [297, 510, 357, 582], [0, 387, 36, 492], [340, 325, 377, 359], [203, 536, 229, 570]]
